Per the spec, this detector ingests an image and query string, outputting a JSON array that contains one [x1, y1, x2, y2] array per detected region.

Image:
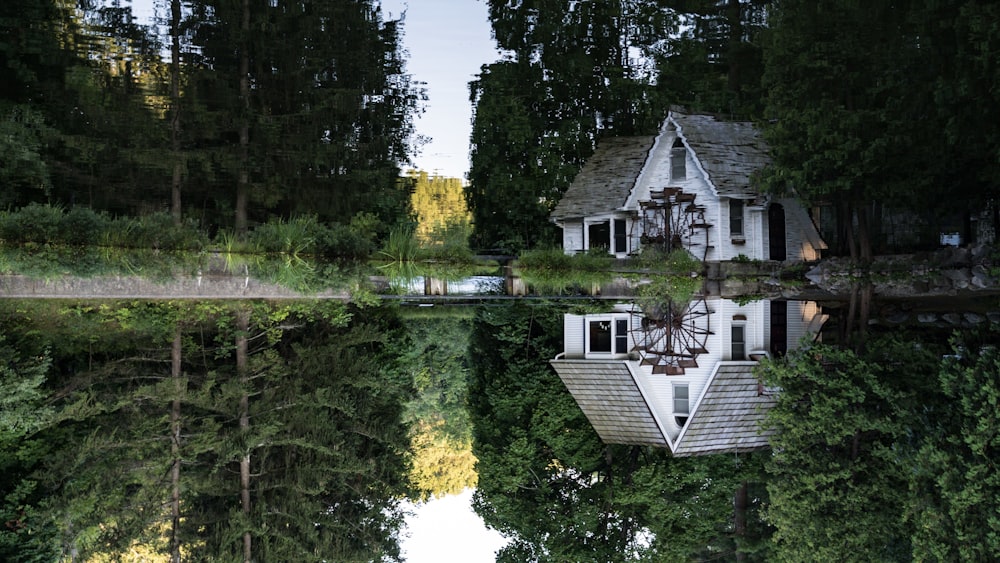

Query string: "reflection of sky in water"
[[401, 489, 508, 563], [404, 276, 506, 295]]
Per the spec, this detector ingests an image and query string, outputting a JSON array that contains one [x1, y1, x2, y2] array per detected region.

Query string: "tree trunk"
[[857, 201, 872, 263], [843, 282, 858, 344], [170, 0, 182, 226], [845, 202, 858, 261], [734, 481, 748, 562], [170, 327, 182, 563], [835, 199, 849, 256], [725, 0, 742, 101], [236, 0, 250, 236], [858, 283, 872, 346], [236, 308, 251, 563]]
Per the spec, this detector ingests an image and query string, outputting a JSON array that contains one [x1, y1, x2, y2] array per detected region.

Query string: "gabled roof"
[[550, 136, 656, 222], [551, 359, 776, 456], [549, 359, 668, 447], [670, 112, 770, 199], [672, 363, 777, 456], [550, 112, 770, 224]]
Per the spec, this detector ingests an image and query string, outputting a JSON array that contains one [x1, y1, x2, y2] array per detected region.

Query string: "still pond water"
[[1, 249, 998, 561]]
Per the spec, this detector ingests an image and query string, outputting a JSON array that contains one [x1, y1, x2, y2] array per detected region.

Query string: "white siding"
[[562, 221, 585, 255], [564, 314, 585, 358], [786, 300, 826, 351], [718, 299, 767, 360], [629, 131, 727, 261], [558, 299, 828, 448], [635, 366, 713, 441]]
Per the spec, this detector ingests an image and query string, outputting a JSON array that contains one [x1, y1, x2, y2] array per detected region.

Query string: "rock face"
[[797, 248, 999, 299]]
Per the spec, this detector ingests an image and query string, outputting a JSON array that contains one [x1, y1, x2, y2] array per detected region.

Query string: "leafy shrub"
[[106, 213, 206, 250], [378, 226, 419, 263], [323, 223, 374, 259], [517, 247, 615, 272], [0, 203, 63, 243], [249, 216, 323, 254], [59, 207, 111, 245]]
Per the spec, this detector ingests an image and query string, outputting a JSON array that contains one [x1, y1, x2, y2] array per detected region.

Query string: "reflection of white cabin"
[[550, 299, 827, 456], [550, 111, 826, 261]]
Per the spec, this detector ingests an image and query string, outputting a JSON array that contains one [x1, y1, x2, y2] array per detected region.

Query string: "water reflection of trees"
[[467, 300, 1000, 562], [0, 300, 413, 562], [466, 302, 769, 561]]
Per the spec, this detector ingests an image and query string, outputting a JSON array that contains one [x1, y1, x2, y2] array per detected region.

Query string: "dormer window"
[[674, 384, 689, 427], [671, 138, 687, 181], [586, 316, 630, 356]]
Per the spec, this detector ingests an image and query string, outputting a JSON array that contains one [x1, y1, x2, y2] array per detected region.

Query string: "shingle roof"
[[550, 359, 668, 447], [670, 112, 770, 198], [550, 136, 655, 222], [550, 113, 770, 224], [672, 363, 776, 456]]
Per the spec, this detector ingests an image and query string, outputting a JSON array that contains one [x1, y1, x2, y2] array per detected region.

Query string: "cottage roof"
[[549, 359, 668, 447], [670, 112, 770, 198], [550, 113, 770, 224], [672, 363, 776, 456], [552, 359, 776, 456], [550, 136, 656, 222]]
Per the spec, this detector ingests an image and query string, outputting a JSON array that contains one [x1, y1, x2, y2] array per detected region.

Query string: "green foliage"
[[379, 226, 421, 264], [650, 0, 769, 117], [0, 334, 57, 561], [908, 331, 1000, 561], [0, 301, 408, 561], [409, 171, 471, 242], [759, 337, 941, 561], [629, 247, 702, 274], [245, 216, 322, 255], [633, 273, 701, 310], [0, 104, 53, 204], [517, 247, 616, 272], [398, 314, 478, 500], [0, 0, 420, 234], [514, 248, 615, 293], [0, 204, 207, 250], [466, 302, 768, 561]]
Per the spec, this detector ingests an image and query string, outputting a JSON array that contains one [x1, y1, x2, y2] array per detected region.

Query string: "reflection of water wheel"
[[631, 298, 713, 375]]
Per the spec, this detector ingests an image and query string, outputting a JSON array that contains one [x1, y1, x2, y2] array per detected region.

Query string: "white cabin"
[[550, 111, 826, 262], [551, 299, 827, 455]]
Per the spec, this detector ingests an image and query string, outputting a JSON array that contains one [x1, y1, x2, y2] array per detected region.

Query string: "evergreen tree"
[[184, 0, 420, 231], [0, 335, 57, 562], [467, 1, 667, 252], [759, 336, 941, 561], [909, 331, 1000, 560], [652, 0, 770, 117]]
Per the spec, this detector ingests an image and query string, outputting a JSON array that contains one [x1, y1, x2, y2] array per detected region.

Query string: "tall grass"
[[630, 246, 702, 274], [378, 226, 421, 263], [516, 247, 616, 272], [514, 248, 616, 294]]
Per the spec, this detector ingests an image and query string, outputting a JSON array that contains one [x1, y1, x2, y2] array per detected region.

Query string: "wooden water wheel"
[[631, 298, 713, 375]]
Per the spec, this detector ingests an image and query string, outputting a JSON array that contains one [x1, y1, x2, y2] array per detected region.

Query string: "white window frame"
[[730, 198, 745, 238], [584, 314, 631, 359], [673, 383, 690, 427], [584, 216, 629, 256], [671, 139, 687, 181], [731, 323, 747, 361]]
